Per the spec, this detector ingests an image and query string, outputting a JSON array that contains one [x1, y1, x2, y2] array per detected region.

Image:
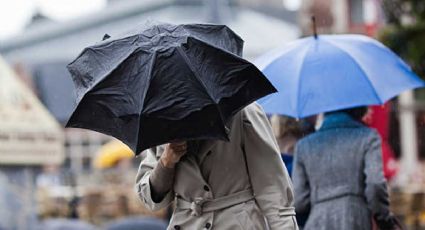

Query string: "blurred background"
[[0, 0, 425, 229]]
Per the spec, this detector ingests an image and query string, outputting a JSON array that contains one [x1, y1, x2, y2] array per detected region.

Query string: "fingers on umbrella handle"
[[161, 142, 187, 168], [169, 142, 187, 154]]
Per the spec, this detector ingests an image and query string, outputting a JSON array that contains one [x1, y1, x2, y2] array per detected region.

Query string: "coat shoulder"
[[241, 102, 267, 120], [296, 125, 378, 152], [243, 102, 263, 113]]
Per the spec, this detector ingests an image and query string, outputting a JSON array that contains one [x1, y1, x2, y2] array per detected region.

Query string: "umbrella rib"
[[176, 46, 219, 103], [69, 38, 140, 102], [257, 38, 309, 71], [140, 51, 158, 112], [176, 46, 227, 123], [136, 51, 158, 153], [295, 40, 315, 118], [321, 39, 383, 104]]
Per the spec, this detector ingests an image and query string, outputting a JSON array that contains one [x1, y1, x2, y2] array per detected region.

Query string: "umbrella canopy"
[[93, 140, 134, 169], [256, 34, 425, 118], [66, 22, 275, 154]]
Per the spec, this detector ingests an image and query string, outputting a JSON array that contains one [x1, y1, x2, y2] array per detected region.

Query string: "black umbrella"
[[66, 22, 276, 154]]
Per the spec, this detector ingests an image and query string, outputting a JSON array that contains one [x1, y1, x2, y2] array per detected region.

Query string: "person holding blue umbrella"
[[293, 106, 404, 230], [255, 18, 421, 230]]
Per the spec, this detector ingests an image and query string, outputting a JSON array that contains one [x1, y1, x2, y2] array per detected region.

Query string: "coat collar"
[[319, 112, 364, 131], [194, 123, 230, 164], [177, 140, 216, 187], [192, 139, 217, 165]]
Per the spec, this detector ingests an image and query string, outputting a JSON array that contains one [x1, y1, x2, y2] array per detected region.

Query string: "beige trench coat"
[[135, 103, 298, 230]]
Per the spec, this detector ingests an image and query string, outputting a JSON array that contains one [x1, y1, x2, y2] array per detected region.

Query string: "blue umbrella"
[[255, 34, 425, 118]]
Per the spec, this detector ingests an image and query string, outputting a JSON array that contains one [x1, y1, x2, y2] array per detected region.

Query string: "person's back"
[[298, 125, 375, 200], [293, 109, 400, 230]]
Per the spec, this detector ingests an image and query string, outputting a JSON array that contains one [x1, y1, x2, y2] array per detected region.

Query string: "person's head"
[[300, 115, 318, 136], [271, 115, 303, 139], [327, 106, 369, 122], [271, 115, 304, 154]]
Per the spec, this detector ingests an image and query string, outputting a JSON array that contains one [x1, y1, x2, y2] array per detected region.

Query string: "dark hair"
[[327, 106, 368, 121]]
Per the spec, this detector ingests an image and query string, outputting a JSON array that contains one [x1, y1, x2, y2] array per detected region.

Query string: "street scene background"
[[1, 0, 425, 229]]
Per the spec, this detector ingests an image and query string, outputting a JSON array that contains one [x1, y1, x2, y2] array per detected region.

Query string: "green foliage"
[[382, 0, 425, 24], [380, 0, 425, 99]]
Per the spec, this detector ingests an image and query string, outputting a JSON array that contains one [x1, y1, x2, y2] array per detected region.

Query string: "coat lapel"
[[196, 118, 232, 165], [177, 151, 210, 189], [196, 139, 216, 165]]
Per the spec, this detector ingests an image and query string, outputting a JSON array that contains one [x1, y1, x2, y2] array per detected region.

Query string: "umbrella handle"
[[311, 16, 318, 39]]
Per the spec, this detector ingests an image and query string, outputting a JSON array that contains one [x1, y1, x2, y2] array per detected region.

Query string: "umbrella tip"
[[103, 33, 111, 41], [311, 16, 318, 39]]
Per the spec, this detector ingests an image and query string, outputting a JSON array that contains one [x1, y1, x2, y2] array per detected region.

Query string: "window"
[[349, 0, 364, 24]]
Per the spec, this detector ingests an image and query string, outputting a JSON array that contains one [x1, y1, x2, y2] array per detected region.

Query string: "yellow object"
[[94, 140, 134, 169]]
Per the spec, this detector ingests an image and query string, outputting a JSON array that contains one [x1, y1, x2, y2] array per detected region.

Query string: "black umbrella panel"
[[66, 23, 276, 154]]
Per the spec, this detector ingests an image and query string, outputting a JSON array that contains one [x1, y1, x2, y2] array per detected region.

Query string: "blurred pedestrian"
[[36, 164, 63, 188], [135, 103, 298, 229], [271, 115, 303, 175], [293, 107, 402, 230], [271, 115, 313, 229]]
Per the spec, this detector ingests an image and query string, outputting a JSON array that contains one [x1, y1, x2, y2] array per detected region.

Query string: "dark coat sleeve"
[[364, 131, 397, 229], [293, 141, 311, 215]]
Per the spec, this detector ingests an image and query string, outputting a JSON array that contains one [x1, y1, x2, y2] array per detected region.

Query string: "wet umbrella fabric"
[[256, 34, 425, 118], [66, 23, 276, 154]]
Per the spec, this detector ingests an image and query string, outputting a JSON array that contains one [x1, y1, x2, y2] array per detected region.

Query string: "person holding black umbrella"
[[65, 22, 297, 230], [135, 103, 298, 230]]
